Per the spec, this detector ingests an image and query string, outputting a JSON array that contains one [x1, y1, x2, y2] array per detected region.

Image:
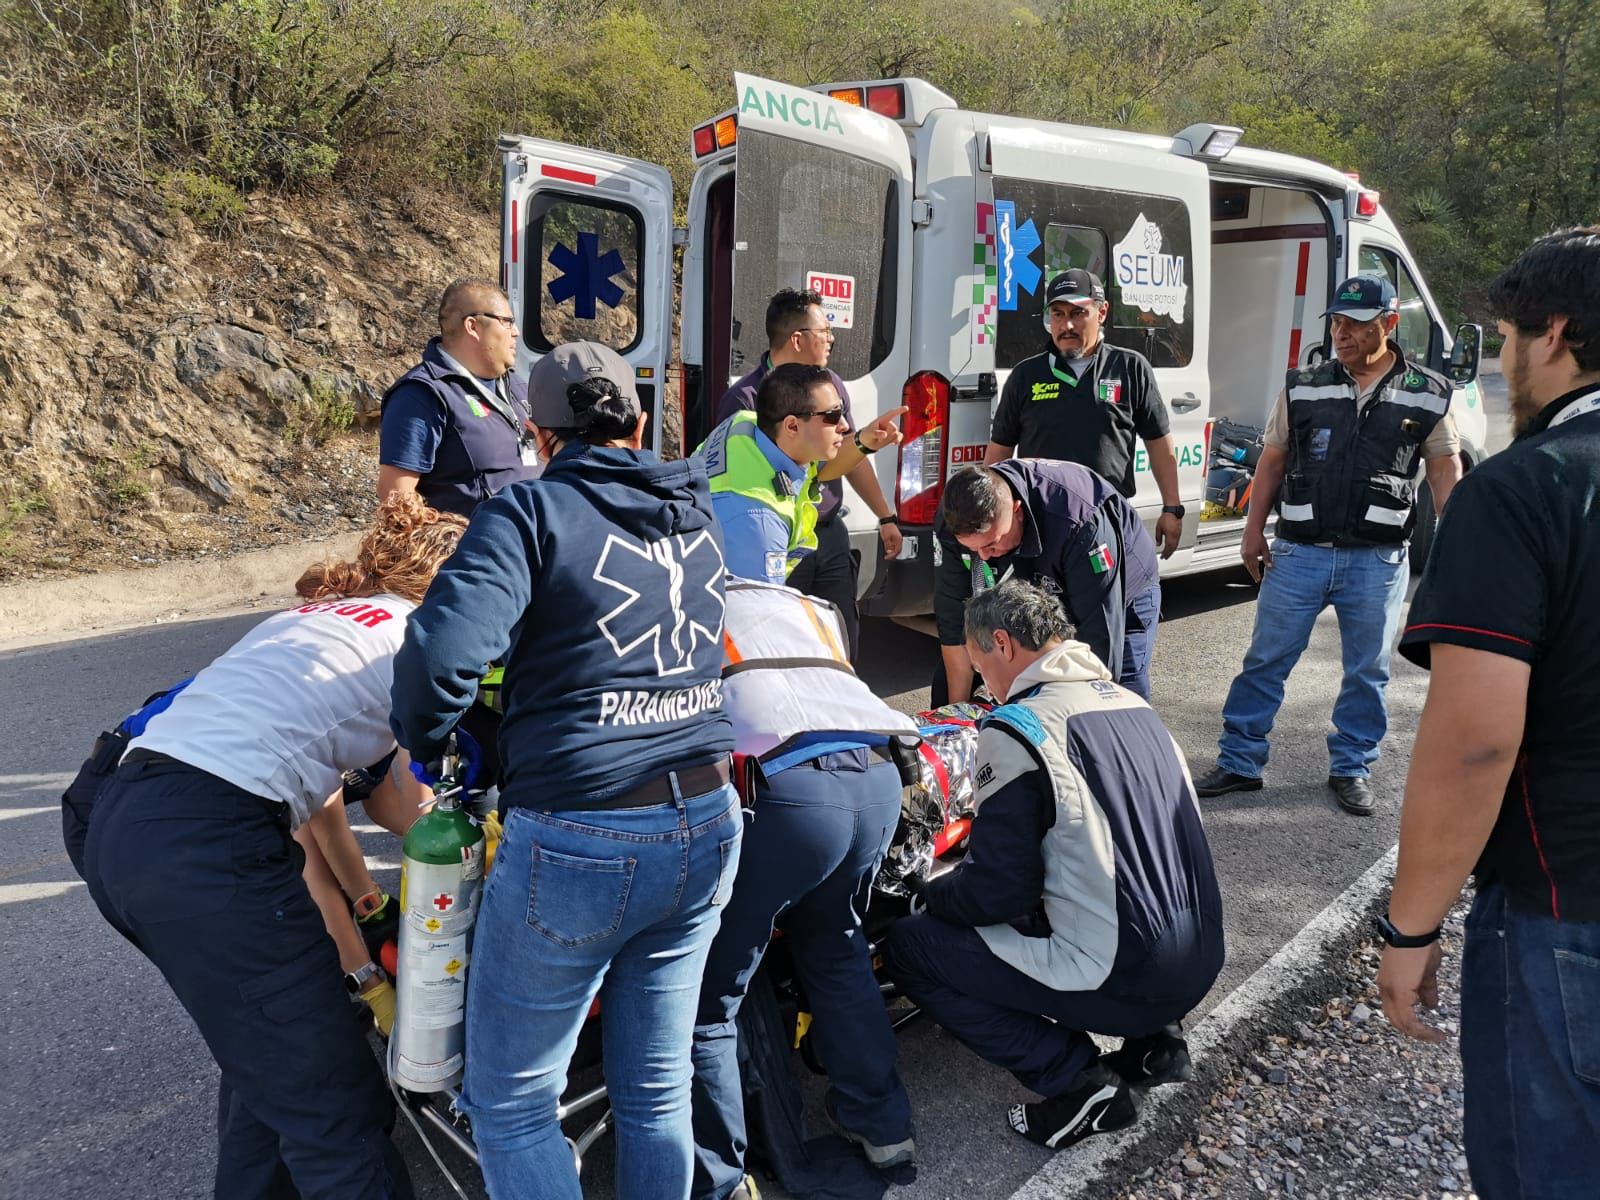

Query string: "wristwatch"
[[1161, 504, 1186, 519], [1375, 913, 1442, 949], [344, 961, 387, 995], [878, 514, 899, 527], [854, 431, 878, 456]]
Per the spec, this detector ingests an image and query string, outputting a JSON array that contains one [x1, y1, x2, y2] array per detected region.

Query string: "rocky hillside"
[[0, 155, 500, 583]]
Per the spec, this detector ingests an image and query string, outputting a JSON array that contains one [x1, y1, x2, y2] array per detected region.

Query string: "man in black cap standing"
[[985, 269, 1185, 558], [1194, 274, 1462, 816]]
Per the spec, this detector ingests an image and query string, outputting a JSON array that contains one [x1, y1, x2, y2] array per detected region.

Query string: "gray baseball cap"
[[525, 342, 640, 428]]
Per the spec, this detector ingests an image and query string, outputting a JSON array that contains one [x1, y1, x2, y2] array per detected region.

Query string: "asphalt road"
[[0, 371, 1510, 1200]]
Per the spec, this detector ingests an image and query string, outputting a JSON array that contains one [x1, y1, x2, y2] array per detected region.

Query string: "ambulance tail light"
[[691, 112, 738, 159], [829, 87, 865, 107], [1355, 190, 1380, 217], [897, 371, 950, 526], [866, 84, 906, 119]]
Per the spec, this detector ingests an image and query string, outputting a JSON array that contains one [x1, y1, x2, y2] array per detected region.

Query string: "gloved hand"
[[361, 978, 397, 1038], [408, 726, 483, 792]]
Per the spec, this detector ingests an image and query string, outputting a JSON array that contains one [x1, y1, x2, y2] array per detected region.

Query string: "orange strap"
[[798, 598, 847, 663], [722, 631, 744, 666]]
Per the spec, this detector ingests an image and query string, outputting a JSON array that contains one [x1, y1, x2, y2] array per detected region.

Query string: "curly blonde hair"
[[296, 493, 468, 605]]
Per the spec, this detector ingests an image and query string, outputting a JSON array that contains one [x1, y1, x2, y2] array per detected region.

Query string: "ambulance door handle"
[[1170, 392, 1202, 412]]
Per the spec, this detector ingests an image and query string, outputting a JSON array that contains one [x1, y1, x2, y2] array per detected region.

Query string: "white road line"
[[1008, 844, 1399, 1199], [0, 880, 86, 903]]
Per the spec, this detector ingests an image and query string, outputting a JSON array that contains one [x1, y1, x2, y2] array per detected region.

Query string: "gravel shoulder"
[[1116, 902, 1473, 1200]]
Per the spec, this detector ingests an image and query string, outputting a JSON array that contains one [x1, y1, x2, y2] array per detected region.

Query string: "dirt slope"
[[0, 158, 497, 583]]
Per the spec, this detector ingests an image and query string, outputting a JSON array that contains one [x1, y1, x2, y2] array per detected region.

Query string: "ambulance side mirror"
[[1448, 323, 1482, 387]]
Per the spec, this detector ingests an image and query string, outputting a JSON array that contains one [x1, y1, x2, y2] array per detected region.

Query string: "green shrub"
[[283, 376, 357, 446], [158, 169, 245, 229]]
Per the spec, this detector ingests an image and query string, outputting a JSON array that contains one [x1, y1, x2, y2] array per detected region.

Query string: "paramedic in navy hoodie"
[[886, 581, 1223, 1151], [378, 277, 539, 517], [390, 341, 742, 1200]]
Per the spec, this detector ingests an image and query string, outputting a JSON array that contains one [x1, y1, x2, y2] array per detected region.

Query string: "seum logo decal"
[[1113, 214, 1187, 324]]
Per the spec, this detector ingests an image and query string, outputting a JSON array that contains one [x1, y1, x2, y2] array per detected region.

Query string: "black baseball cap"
[[1322, 274, 1399, 322], [1045, 269, 1107, 307]]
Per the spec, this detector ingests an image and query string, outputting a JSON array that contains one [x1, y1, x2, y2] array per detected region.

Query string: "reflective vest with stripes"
[[701, 411, 820, 577], [720, 577, 916, 759], [1277, 350, 1451, 545]]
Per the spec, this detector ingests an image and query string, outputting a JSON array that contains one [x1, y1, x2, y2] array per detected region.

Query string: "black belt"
[[559, 759, 732, 812], [119, 749, 290, 827], [124, 748, 181, 768]]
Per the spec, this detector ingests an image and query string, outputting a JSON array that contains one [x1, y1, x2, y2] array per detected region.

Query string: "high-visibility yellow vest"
[[700, 411, 820, 577]]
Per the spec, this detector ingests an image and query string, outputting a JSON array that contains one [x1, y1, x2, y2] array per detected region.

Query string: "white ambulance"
[[498, 72, 1487, 617]]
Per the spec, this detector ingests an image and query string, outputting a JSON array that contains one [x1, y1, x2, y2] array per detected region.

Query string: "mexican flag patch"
[[1098, 379, 1123, 405], [1088, 543, 1115, 575]]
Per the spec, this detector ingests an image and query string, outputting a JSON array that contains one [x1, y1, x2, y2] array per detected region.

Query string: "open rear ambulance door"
[[499, 136, 674, 453], [724, 73, 914, 499], [986, 127, 1212, 560]]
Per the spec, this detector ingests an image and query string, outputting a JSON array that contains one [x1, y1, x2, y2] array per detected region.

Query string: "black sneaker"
[[1007, 1063, 1140, 1150], [1328, 775, 1374, 816], [1193, 767, 1263, 798], [1101, 1025, 1193, 1088]]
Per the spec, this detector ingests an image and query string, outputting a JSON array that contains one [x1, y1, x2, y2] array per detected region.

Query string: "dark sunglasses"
[[798, 406, 846, 424]]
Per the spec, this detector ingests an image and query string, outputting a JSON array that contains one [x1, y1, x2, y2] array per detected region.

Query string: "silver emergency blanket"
[[875, 704, 988, 897]]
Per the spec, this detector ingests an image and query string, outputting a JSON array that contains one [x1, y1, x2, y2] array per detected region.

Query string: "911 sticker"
[[951, 444, 986, 464]]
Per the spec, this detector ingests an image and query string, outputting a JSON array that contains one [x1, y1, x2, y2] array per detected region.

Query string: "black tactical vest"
[[1277, 350, 1451, 545], [380, 338, 535, 517]]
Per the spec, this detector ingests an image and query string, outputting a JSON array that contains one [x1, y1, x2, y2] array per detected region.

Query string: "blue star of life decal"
[[995, 200, 1043, 311], [593, 530, 725, 677], [547, 231, 625, 319]]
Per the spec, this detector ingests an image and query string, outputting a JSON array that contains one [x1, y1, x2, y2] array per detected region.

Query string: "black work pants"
[[83, 755, 411, 1200], [884, 910, 1221, 1098], [787, 512, 860, 660]]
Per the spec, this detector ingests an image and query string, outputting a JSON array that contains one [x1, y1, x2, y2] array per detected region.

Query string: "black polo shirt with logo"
[[990, 341, 1169, 498], [1399, 384, 1600, 920]]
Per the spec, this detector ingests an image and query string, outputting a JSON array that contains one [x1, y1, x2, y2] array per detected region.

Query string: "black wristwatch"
[[878, 514, 899, 527], [1375, 913, 1442, 949], [854, 432, 878, 456], [344, 961, 387, 994], [1161, 504, 1186, 519]]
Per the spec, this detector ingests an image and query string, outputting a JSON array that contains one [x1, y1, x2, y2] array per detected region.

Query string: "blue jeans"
[[461, 779, 743, 1200], [691, 753, 910, 1200], [1217, 539, 1408, 780], [1461, 882, 1600, 1199], [1121, 582, 1161, 702]]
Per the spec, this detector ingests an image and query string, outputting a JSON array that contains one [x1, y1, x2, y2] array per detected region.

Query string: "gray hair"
[[964, 580, 1073, 652]]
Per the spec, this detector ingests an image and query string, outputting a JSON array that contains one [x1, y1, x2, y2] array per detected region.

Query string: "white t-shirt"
[[128, 595, 416, 827]]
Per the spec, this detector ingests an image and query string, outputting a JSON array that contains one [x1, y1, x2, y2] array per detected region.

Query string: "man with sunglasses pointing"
[[379, 277, 539, 517], [701, 363, 905, 610], [714, 288, 904, 657]]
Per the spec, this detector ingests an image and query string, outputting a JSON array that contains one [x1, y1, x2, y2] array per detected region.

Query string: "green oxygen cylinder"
[[392, 747, 485, 1094]]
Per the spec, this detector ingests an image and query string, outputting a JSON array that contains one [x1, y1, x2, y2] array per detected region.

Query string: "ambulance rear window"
[[523, 195, 643, 355], [994, 178, 1195, 371], [728, 130, 899, 383]]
